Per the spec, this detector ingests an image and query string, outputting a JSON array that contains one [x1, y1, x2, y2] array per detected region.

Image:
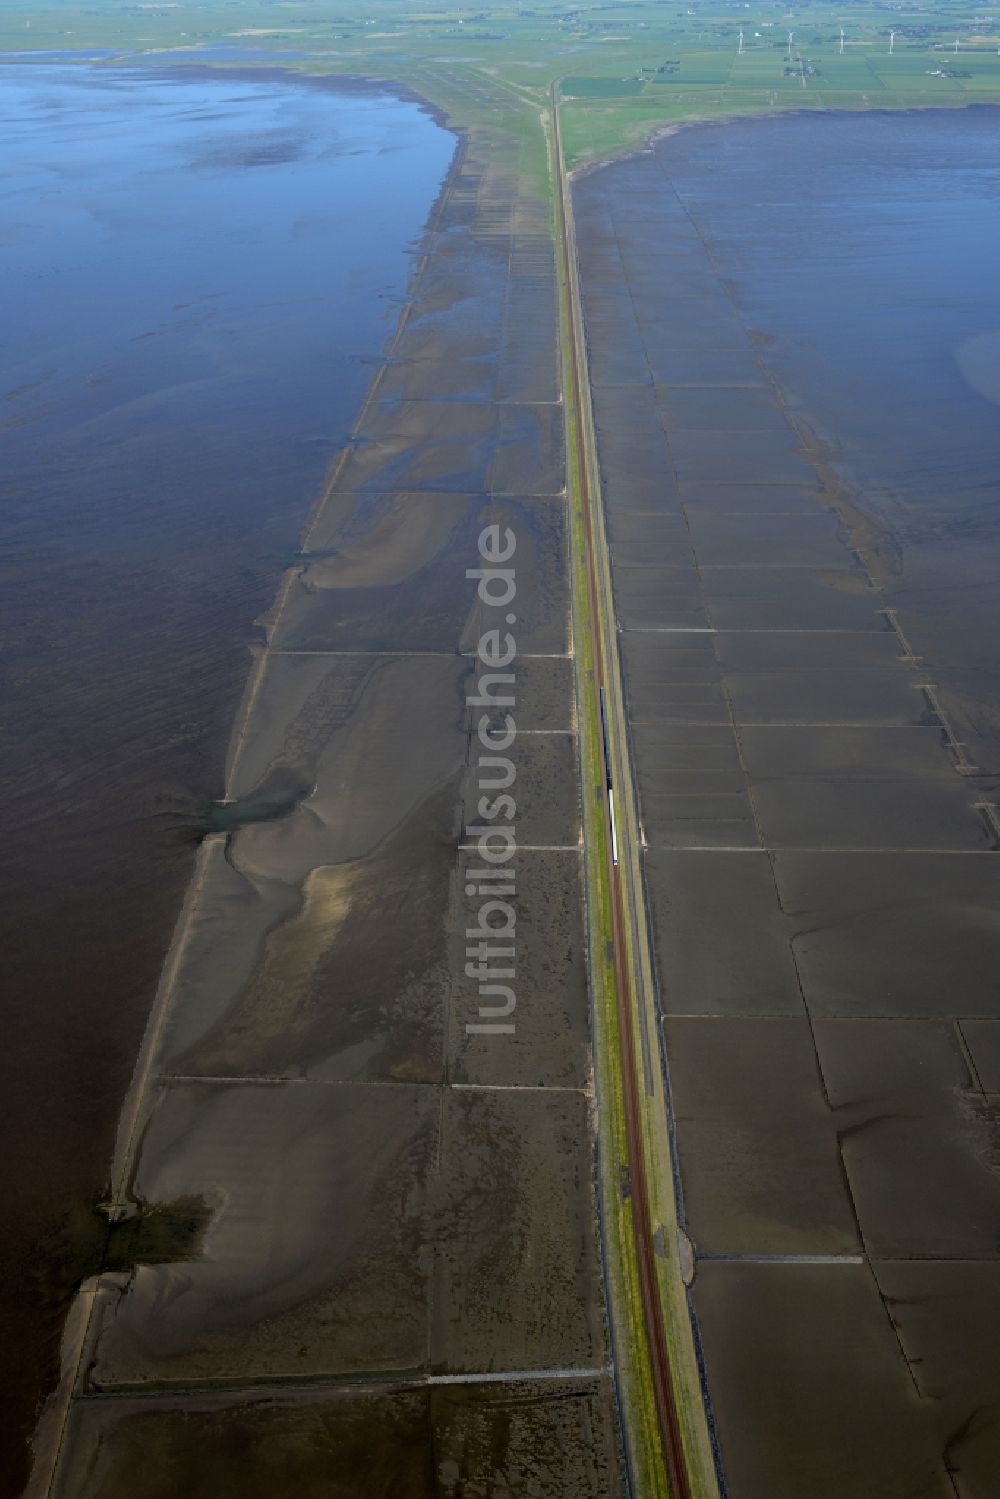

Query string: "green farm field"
[[3, 0, 1000, 167]]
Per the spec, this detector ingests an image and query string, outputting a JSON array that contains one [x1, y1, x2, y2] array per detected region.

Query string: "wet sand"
[[574, 108, 1000, 1497], [0, 63, 448, 1493], [42, 108, 624, 1495]]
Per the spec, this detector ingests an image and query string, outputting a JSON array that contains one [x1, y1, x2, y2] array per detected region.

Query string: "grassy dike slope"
[[549, 81, 721, 1499]]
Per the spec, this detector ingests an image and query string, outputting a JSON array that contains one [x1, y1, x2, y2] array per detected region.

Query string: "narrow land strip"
[[550, 80, 720, 1499]]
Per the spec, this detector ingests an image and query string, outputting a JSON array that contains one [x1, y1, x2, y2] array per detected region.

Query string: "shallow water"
[[0, 63, 452, 1488], [659, 106, 1000, 764], [32, 88, 618, 1499], [575, 104, 1000, 1498]]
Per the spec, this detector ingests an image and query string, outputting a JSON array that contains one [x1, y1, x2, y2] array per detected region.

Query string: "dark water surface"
[[660, 106, 1000, 766], [575, 105, 1000, 1497], [41, 109, 620, 1499], [0, 64, 452, 1491]]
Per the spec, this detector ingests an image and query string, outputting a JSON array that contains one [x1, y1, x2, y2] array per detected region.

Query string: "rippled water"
[[658, 106, 1000, 764], [0, 63, 451, 1487], [576, 105, 1000, 1497]]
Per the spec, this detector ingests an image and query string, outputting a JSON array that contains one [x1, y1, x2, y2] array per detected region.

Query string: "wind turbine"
[[738, 27, 744, 55], [889, 29, 895, 55], [839, 26, 845, 54], [787, 29, 794, 61]]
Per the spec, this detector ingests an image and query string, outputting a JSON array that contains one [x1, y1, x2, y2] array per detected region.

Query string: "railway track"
[[550, 83, 699, 1499]]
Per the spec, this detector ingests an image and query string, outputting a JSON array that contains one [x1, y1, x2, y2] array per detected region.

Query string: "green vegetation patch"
[[562, 74, 646, 98]]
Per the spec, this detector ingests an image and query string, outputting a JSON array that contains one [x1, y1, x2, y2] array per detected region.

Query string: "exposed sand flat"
[[46, 120, 623, 1497], [1, 70, 461, 1492], [54, 1377, 622, 1499], [574, 123, 1000, 1498]]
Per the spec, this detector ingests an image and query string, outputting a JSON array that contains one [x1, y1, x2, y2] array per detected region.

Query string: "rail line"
[[550, 83, 702, 1499]]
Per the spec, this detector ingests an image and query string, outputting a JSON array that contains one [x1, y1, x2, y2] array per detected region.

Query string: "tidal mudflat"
[[575, 107, 1000, 1497], [0, 62, 453, 1490], [35, 86, 624, 1496]]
